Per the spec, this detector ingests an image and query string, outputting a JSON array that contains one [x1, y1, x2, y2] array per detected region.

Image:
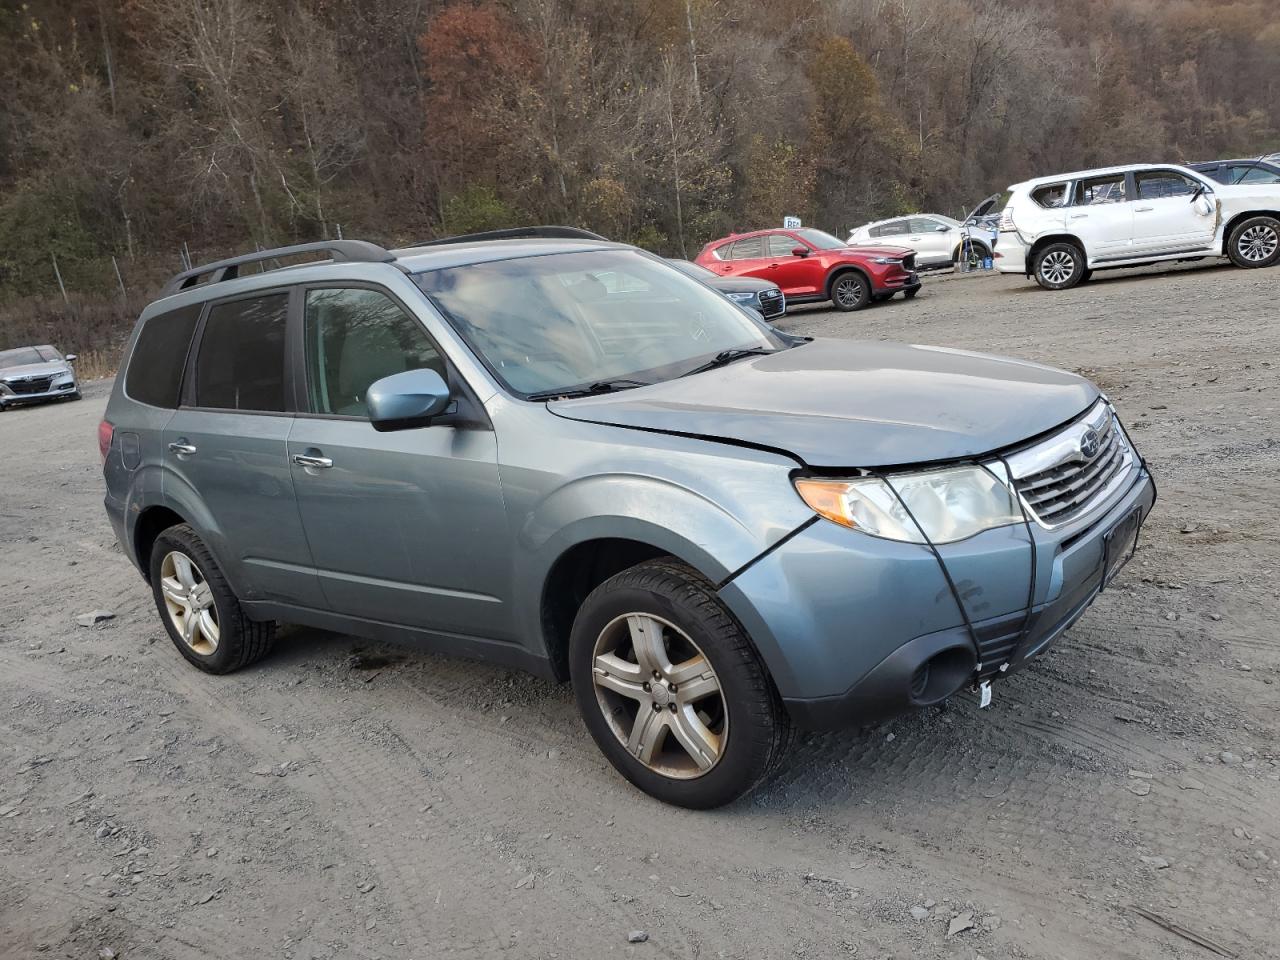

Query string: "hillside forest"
[[1, 0, 1277, 363]]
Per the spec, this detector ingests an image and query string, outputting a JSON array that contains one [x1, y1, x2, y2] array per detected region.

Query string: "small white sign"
[[783, 216, 802, 229]]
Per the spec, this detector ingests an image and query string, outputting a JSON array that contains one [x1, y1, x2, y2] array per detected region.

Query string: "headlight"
[[794, 465, 1023, 544], [725, 291, 757, 303], [871, 257, 903, 265]]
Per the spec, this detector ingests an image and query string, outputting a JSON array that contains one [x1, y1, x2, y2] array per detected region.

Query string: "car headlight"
[[871, 257, 903, 265], [725, 291, 757, 303], [794, 465, 1023, 544]]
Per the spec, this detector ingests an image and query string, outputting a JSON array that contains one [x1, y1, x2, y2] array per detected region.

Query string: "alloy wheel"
[[833, 276, 864, 308], [590, 613, 727, 779], [159, 550, 220, 655], [1040, 250, 1076, 285], [1237, 224, 1278, 263]]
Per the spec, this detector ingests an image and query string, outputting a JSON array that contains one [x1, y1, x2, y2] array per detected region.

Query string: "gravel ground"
[[2, 261, 1277, 960]]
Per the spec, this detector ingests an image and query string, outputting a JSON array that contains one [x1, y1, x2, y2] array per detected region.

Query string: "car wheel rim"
[[1238, 224, 1278, 262], [591, 613, 727, 779], [160, 550, 220, 655], [834, 277, 863, 307], [1040, 250, 1075, 284]]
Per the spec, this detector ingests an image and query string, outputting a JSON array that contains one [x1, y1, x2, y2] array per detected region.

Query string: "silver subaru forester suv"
[[102, 229, 1155, 808]]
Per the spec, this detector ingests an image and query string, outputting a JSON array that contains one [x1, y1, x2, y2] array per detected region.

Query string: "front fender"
[[512, 468, 812, 657]]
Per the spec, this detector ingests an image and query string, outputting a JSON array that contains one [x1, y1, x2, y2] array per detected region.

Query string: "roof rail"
[[161, 240, 396, 296], [413, 226, 608, 247]]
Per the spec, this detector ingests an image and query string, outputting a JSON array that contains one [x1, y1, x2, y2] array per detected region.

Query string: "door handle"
[[168, 440, 197, 456], [1135, 206, 1154, 212], [292, 453, 334, 469], [1069, 213, 1089, 219], [768, 263, 779, 269]]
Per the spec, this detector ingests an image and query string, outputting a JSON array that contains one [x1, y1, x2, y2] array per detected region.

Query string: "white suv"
[[995, 163, 1280, 289]]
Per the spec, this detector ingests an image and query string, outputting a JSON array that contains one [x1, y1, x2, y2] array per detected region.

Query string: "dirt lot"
[[2, 262, 1278, 960]]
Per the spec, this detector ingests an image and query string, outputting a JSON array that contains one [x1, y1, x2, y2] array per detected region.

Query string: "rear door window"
[[125, 304, 202, 408], [729, 237, 764, 259], [1073, 175, 1128, 205], [304, 288, 445, 418], [193, 293, 289, 411], [871, 220, 908, 238], [909, 218, 946, 233]]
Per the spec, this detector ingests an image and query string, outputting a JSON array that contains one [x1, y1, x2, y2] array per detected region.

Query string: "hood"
[[708, 276, 780, 294], [549, 339, 1099, 468], [840, 244, 916, 259], [0, 360, 70, 380]]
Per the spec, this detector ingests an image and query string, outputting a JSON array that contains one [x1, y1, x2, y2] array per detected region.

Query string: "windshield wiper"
[[527, 378, 651, 401], [680, 347, 775, 378]]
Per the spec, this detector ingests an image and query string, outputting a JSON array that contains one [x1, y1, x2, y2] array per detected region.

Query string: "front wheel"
[[569, 560, 791, 808], [1033, 242, 1086, 290], [829, 272, 870, 311], [1227, 216, 1280, 269]]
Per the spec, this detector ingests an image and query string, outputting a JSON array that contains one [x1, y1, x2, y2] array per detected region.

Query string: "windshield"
[[668, 259, 718, 281], [0, 346, 50, 367], [413, 250, 782, 397], [793, 228, 844, 250]]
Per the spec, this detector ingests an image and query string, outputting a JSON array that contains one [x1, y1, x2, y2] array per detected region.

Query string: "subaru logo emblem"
[[1079, 428, 1101, 460]]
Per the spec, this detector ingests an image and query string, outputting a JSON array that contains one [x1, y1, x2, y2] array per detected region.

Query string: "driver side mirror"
[[367, 368, 452, 432], [791, 246, 809, 258], [64, 353, 77, 362], [935, 225, 949, 233]]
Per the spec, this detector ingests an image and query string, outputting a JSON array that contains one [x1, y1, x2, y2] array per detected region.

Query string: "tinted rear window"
[[194, 294, 289, 411], [124, 304, 202, 408]]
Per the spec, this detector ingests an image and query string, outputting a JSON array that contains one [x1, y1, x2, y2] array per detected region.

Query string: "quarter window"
[[1134, 170, 1199, 199], [126, 304, 202, 408], [1031, 184, 1069, 208], [304, 288, 444, 418], [1073, 175, 1127, 205], [194, 294, 289, 411]]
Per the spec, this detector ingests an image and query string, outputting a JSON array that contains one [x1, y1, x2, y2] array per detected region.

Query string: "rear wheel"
[[1227, 216, 1280, 268], [149, 524, 275, 674], [1032, 242, 1086, 290], [829, 272, 870, 312], [953, 241, 990, 265], [570, 560, 791, 808]]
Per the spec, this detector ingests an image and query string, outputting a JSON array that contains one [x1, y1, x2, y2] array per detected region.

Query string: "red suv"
[[694, 228, 919, 311]]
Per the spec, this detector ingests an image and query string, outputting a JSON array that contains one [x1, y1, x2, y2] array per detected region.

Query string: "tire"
[[953, 241, 990, 264], [148, 523, 275, 674], [1032, 241, 1086, 290], [1080, 269, 1094, 283], [903, 287, 919, 299], [829, 271, 870, 312], [1226, 215, 1280, 269], [569, 559, 792, 809]]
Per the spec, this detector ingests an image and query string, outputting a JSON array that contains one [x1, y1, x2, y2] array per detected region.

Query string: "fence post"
[[51, 254, 70, 306], [112, 255, 127, 300]]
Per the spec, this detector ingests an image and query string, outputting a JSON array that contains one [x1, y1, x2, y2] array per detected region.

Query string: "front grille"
[[1012, 406, 1130, 526], [757, 289, 785, 317], [6, 376, 53, 395]]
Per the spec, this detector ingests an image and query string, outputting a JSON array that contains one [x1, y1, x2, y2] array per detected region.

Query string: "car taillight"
[[999, 209, 1015, 231], [98, 420, 114, 463]]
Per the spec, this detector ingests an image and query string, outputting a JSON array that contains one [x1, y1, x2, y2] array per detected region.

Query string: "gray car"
[[0, 344, 81, 409], [101, 233, 1155, 808], [666, 258, 786, 319]]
